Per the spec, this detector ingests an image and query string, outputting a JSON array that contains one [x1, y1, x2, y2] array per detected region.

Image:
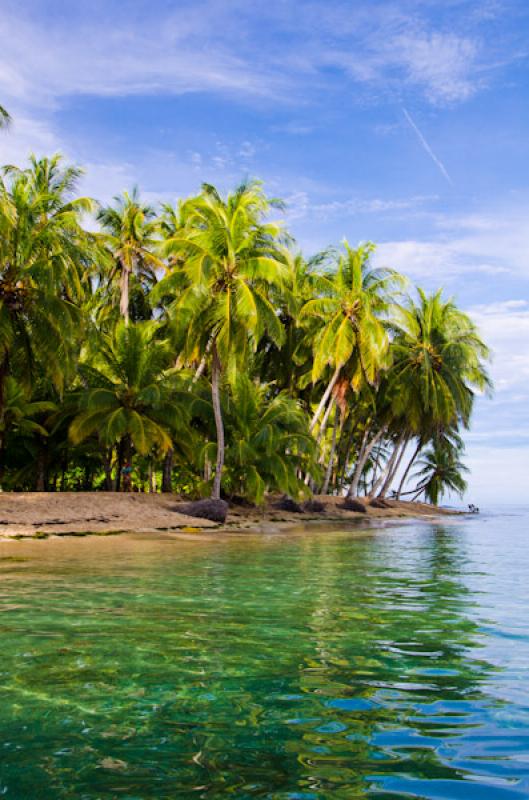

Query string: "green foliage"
[[300, 241, 403, 389], [413, 440, 469, 505], [221, 377, 318, 504], [70, 321, 188, 456], [0, 153, 493, 502], [390, 289, 491, 433]]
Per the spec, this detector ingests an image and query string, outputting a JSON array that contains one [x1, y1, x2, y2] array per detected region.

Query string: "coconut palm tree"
[[69, 321, 190, 488], [412, 441, 469, 505], [0, 154, 93, 430], [0, 377, 55, 479], [299, 241, 403, 432], [390, 289, 491, 432], [97, 189, 164, 324], [155, 180, 287, 499], [219, 376, 317, 504]]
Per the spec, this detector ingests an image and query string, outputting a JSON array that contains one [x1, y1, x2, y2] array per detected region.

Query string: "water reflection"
[[0, 519, 528, 798]]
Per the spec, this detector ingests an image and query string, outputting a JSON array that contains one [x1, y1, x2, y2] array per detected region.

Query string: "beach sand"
[[0, 492, 460, 540]]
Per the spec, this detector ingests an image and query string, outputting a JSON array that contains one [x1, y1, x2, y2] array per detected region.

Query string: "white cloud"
[[397, 31, 481, 104], [0, 1, 511, 114], [0, 114, 62, 165], [0, 3, 288, 109], [284, 192, 437, 222], [467, 300, 529, 393], [375, 207, 529, 280]]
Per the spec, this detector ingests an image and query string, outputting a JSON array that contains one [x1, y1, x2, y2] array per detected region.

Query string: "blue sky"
[[1, 0, 528, 503]]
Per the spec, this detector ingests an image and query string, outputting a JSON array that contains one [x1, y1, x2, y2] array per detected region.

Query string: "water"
[[0, 511, 528, 799]]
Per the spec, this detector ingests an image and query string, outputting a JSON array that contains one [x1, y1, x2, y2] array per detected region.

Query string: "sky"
[[1, 0, 528, 504]]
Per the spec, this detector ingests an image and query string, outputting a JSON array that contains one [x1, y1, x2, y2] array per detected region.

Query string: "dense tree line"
[[0, 154, 491, 503]]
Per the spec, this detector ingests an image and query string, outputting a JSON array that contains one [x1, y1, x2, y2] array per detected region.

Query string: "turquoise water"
[[1, 512, 529, 799]]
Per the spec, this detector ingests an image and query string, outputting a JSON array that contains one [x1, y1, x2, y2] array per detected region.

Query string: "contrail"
[[402, 108, 453, 186]]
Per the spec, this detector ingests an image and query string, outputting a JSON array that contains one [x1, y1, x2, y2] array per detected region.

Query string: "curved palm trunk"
[[316, 396, 335, 449], [193, 334, 214, 383], [396, 440, 422, 499], [321, 405, 340, 495], [305, 397, 335, 486], [309, 365, 341, 433], [379, 436, 407, 498], [370, 433, 405, 499], [211, 341, 225, 500], [348, 426, 386, 498]]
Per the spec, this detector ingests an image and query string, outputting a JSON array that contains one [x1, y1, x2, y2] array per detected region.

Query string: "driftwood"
[[303, 499, 326, 513], [338, 498, 368, 513], [273, 495, 304, 513], [175, 499, 229, 524]]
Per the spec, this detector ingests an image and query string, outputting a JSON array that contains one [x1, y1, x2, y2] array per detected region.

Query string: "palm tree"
[[97, 189, 164, 324], [390, 289, 491, 432], [0, 378, 55, 484], [0, 154, 93, 436], [300, 241, 403, 432], [220, 376, 317, 504], [256, 248, 330, 398], [0, 105, 10, 129], [155, 180, 287, 499], [412, 442, 469, 505], [69, 321, 189, 488]]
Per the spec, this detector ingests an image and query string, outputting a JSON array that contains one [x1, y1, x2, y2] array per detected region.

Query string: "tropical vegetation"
[[0, 148, 492, 505]]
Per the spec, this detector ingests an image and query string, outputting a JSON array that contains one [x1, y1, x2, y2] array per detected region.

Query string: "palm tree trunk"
[[104, 447, 113, 490], [193, 334, 214, 383], [148, 461, 157, 493], [115, 440, 124, 491], [36, 445, 47, 492], [369, 444, 383, 493], [370, 433, 404, 499], [395, 440, 422, 499], [321, 405, 339, 495], [336, 420, 357, 492], [122, 435, 132, 492], [120, 262, 130, 324], [211, 341, 224, 500], [348, 426, 386, 498], [309, 364, 341, 432], [316, 396, 335, 449], [305, 397, 336, 486], [162, 449, 173, 492], [379, 436, 408, 498]]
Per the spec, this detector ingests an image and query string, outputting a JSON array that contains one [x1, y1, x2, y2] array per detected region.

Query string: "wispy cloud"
[[0, 0, 514, 112], [375, 204, 529, 281], [284, 191, 437, 222], [0, 3, 289, 108], [402, 108, 453, 185]]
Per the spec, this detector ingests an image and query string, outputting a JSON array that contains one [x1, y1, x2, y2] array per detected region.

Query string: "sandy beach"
[[0, 492, 460, 540]]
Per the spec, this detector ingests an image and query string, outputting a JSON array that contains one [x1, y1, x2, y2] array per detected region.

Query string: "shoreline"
[[0, 492, 462, 541]]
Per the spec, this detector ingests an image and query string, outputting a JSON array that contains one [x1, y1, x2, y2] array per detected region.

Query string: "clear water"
[[1, 511, 529, 799]]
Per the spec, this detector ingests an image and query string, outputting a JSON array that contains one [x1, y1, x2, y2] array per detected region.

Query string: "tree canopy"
[[0, 152, 492, 505]]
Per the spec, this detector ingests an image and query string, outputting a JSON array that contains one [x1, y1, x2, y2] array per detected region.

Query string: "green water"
[[1, 513, 529, 799]]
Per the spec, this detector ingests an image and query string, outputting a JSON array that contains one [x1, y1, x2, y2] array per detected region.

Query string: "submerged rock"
[[338, 498, 368, 513], [176, 499, 229, 524]]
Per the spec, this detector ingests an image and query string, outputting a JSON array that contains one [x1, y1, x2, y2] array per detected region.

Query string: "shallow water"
[[1, 512, 528, 799]]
